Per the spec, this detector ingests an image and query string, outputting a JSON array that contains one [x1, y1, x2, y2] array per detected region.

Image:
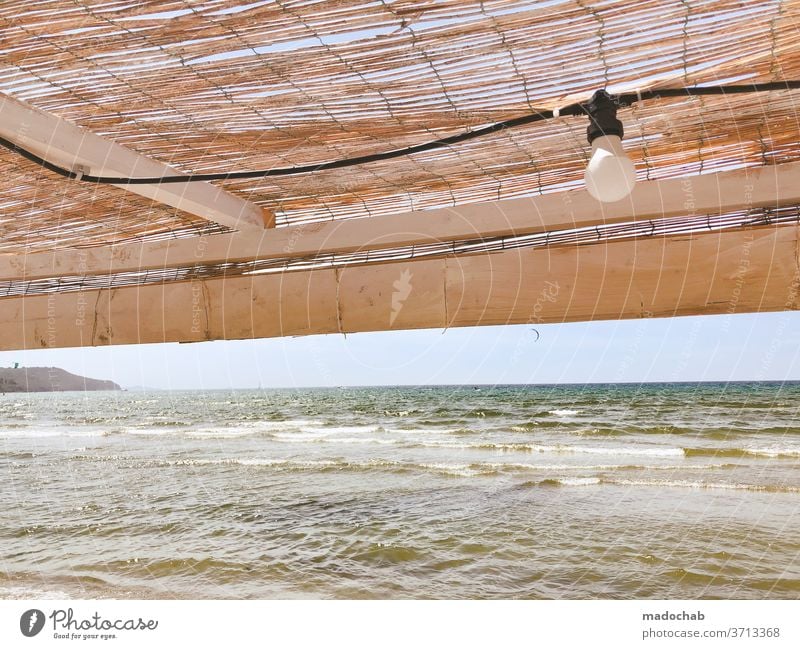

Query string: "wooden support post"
[[0, 93, 266, 232]]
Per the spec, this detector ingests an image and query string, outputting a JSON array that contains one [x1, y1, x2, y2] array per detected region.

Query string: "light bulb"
[[583, 134, 637, 203]]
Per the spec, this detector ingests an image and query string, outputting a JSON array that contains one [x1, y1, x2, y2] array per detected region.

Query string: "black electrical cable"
[[616, 81, 800, 102], [0, 108, 580, 185], [3, 81, 800, 185]]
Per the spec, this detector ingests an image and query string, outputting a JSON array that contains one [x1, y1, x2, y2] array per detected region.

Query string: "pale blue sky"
[[0, 312, 798, 389]]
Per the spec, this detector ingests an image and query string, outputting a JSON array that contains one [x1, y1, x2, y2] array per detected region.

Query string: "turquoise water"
[[1, 383, 799, 598]]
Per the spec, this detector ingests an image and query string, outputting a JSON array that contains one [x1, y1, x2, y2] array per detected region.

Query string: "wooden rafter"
[[0, 93, 269, 233], [2, 161, 800, 282]]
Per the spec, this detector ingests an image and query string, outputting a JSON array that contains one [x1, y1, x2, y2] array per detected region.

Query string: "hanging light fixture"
[[583, 89, 637, 203]]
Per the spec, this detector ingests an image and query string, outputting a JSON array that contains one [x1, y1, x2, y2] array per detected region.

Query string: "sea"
[[1, 383, 799, 599]]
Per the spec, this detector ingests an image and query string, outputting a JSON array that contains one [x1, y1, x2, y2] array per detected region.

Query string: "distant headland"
[[0, 367, 121, 392]]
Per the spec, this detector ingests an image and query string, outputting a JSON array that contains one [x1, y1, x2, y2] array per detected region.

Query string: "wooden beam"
[[3, 160, 800, 282], [1, 225, 796, 350], [0, 93, 267, 232]]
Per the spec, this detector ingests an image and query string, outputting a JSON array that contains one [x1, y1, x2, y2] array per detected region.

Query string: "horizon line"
[[124, 379, 800, 390]]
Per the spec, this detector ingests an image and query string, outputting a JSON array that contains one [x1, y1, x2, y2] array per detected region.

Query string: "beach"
[[2, 383, 799, 599]]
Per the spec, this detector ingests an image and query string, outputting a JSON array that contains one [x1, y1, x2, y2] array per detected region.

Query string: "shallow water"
[[1, 383, 799, 599]]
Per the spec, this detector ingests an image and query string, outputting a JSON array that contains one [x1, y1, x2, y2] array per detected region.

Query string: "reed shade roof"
[[1, 0, 800, 244]]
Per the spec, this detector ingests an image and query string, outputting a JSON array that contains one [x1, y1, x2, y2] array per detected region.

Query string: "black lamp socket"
[[585, 90, 624, 144]]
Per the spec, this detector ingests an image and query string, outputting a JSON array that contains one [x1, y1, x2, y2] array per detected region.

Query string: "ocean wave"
[[83, 557, 244, 578], [511, 422, 697, 435], [494, 462, 734, 472], [0, 586, 72, 600], [415, 462, 485, 477], [187, 429, 264, 439], [388, 427, 470, 435], [608, 479, 800, 493], [465, 409, 506, 418], [522, 478, 800, 492], [38, 423, 467, 445], [0, 429, 109, 438], [696, 400, 791, 409], [271, 436, 403, 446], [298, 425, 380, 435], [133, 419, 190, 427], [578, 424, 695, 436], [264, 427, 471, 444], [130, 420, 326, 438], [415, 419, 467, 426], [325, 437, 400, 446], [509, 421, 569, 430], [0, 451, 39, 459], [416, 440, 684, 457], [549, 409, 579, 417], [575, 427, 626, 436], [167, 458, 335, 469], [269, 426, 380, 443], [381, 410, 416, 417], [741, 447, 800, 458], [538, 477, 601, 486], [720, 425, 800, 435], [352, 544, 423, 564], [163, 457, 484, 477], [125, 427, 183, 436], [683, 447, 800, 459], [156, 457, 739, 478]]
